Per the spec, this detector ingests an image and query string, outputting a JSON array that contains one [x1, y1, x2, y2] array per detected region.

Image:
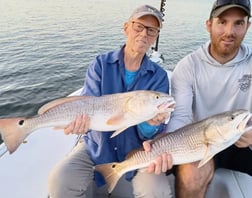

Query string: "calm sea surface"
[[0, 0, 252, 140]]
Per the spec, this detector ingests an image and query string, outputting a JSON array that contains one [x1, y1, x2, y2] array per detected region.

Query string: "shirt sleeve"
[[81, 57, 102, 96], [166, 57, 194, 132]]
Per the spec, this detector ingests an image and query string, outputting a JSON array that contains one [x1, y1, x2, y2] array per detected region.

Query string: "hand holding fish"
[[147, 102, 174, 126], [235, 128, 252, 148], [64, 115, 90, 135], [143, 140, 173, 174], [147, 112, 170, 126]]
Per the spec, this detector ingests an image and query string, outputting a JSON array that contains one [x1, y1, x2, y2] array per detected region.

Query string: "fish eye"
[[230, 115, 235, 120], [155, 95, 160, 99]]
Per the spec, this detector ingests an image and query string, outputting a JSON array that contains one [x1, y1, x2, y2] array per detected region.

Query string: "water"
[[0, 0, 252, 134]]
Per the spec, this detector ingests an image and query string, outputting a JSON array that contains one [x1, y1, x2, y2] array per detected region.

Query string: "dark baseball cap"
[[210, 0, 251, 18]]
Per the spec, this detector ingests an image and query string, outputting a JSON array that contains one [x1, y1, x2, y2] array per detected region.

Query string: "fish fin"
[[38, 96, 92, 115], [95, 162, 123, 194], [198, 155, 214, 168], [204, 125, 224, 144], [0, 117, 30, 154], [110, 127, 129, 138], [197, 143, 215, 168], [106, 113, 125, 125], [198, 125, 222, 168]]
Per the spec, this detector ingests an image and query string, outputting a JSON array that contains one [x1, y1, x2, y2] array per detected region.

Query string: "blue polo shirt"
[[81, 45, 169, 186]]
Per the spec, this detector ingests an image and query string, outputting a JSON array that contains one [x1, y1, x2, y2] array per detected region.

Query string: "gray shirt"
[[167, 41, 252, 136]]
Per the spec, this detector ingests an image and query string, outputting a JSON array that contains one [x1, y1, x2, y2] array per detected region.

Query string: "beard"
[[210, 34, 243, 58]]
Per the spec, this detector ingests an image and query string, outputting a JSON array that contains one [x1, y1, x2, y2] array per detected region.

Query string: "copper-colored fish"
[[0, 90, 175, 154], [95, 109, 252, 194]]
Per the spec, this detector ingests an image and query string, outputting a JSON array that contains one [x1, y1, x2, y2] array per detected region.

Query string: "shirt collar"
[[108, 45, 157, 73]]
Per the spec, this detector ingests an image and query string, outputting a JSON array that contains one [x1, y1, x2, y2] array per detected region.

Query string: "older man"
[[48, 5, 173, 198]]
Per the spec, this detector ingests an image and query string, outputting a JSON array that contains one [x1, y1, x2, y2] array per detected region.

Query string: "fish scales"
[[45, 96, 123, 116], [125, 129, 206, 167], [118, 122, 210, 167], [22, 94, 132, 130]]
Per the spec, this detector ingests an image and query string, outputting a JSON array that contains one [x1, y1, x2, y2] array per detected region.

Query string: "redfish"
[[0, 90, 175, 154], [95, 109, 252, 194]]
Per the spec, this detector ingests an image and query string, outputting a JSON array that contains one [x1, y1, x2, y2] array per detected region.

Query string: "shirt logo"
[[238, 74, 251, 92]]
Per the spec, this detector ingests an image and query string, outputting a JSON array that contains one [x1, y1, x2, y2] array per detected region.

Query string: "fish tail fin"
[[95, 162, 124, 193], [0, 117, 29, 154]]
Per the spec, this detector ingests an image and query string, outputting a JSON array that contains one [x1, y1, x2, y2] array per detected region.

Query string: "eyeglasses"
[[131, 21, 160, 37], [212, 0, 251, 12]]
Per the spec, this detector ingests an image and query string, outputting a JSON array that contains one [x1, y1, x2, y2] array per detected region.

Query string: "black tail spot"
[[18, 120, 24, 126], [112, 164, 116, 168]]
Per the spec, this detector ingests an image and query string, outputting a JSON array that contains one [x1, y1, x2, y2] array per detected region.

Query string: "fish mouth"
[[158, 100, 176, 112], [244, 113, 252, 131], [238, 112, 252, 132]]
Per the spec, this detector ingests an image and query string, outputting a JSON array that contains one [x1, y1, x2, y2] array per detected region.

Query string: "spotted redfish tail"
[[95, 162, 124, 194], [0, 117, 29, 154]]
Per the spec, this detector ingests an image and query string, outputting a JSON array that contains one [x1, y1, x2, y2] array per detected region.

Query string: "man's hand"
[[146, 101, 175, 126], [64, 115, 90, 135], [143, 140, 173, 174], [235, 129, 252, 148], [147, 112, 170, 126]]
